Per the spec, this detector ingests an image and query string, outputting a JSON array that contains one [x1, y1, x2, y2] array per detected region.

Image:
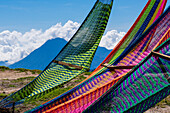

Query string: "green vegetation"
[[155, 95, 170, 108], [0, 93, 10, 100], [14, 68, 42, 74], [0, 93, 8, 98], [8, 84, 16, 87], [79, 75, 86, 79], [0, 66, 10, 71], [0, 66, 42, 74], [84, 71, 92, 75], [74, 79, 83, 82], [14, 68, 30, 72], [73, 74, 87, 83], [31, 69, 42, 74]]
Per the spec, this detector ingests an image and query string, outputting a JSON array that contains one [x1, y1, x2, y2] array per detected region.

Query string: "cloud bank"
[[0, 20, 125, 64]]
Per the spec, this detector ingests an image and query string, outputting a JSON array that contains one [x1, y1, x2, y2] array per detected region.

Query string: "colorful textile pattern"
[[27, 1, 168, 113], [89, 0, 167, 79], [0, 0, 113, 107], [83, 38, 170, 113]]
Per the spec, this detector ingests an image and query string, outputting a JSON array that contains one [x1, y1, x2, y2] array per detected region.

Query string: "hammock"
[[27, 0, 168, 112], [88, 0, 167, 79], [0, 0, 113, 107], [83, 34, 170, 113]]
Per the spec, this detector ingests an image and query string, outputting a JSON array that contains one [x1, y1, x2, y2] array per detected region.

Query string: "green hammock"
[[0, 0, 113, 107]]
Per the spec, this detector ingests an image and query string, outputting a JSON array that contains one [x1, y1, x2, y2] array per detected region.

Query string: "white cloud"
[[0, 20, 80, 64], [0, 20, 125, 65], [100, 30, 125, 49]]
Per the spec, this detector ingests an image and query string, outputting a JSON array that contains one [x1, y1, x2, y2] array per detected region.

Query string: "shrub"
[[0, 66, 10, 71]]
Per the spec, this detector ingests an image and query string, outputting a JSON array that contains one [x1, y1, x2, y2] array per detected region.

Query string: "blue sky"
[[0, 0, 169, 33]]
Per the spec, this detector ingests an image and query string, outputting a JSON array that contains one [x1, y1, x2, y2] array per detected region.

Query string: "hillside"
[[0, 67, 169, 113]]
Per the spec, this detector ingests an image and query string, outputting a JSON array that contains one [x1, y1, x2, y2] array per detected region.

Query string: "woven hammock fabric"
[[40, 7, 170, 113], [0, 0, 113, 107], [87, 0, 167, 79], [27, 1, 168, 113], [83, 38, 170, 113]]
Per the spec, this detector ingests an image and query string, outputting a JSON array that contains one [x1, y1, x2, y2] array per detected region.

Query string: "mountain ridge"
[[9, 38, 111, 70]]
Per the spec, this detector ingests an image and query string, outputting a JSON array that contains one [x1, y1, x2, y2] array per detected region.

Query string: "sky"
[[0, 0, 169, 65], [0, 0, 169, 33]]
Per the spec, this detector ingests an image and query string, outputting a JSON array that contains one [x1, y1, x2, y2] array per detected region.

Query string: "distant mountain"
[[9, 38, 111, 70], [9, 38, 67, 70], [0, 61, 9, 66]]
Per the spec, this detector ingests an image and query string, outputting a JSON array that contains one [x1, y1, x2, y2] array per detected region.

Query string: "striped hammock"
[[27, 1, 168, 113], [83, 34, 170, 113], [88, 0, 167, 80]]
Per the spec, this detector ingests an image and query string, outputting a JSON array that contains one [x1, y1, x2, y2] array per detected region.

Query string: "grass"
[[74, 79, 83, 82], [155, 95, 170, 108], [84, 71, 92, 75], [14, 68, 42, 74], [0, 93, 8, 98], [8, 84, 16, 87], [79, 75, 86, 79], [1, 81, 9, 86], [73, 74, 87, 82], [14, 68, 30, 72], [0, 66, 10, 71], [31, 69, 42, 74], [0, 93, 10, 100], [0, 66, 42, 74]]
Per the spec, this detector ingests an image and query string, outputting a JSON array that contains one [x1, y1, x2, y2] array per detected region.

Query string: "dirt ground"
[[145, 105, 170, 113], [0, 70, 38, 80], [0, 70, 38, 94]]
